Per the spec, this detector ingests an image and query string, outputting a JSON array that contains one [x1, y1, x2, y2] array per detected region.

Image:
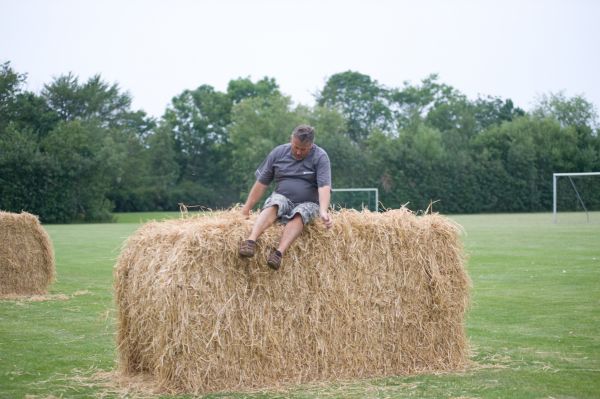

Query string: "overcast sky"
[[2, 0, 599, 119]]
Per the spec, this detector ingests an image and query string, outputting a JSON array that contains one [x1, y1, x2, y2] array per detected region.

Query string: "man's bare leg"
[[247, 206, 278, 241], [276, 214, 304, 254]]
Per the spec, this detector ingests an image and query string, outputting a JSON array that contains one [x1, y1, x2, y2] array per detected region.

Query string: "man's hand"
[[320, 210, 333, 229], [241, 206, 251, 219], [241, 181, 268, 219], [318, 185, 332, 229]]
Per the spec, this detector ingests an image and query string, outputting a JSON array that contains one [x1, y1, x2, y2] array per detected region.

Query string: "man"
[[239, 124, 333, 270]]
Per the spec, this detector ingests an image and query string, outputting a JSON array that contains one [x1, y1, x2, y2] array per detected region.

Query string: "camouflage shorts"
[[263, 192, 320, 225]]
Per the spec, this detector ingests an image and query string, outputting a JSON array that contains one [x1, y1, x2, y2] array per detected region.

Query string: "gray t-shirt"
[[255, 143, 331, 204]]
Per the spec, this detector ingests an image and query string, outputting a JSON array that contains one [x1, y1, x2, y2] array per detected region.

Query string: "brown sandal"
[[239, 240, 256, 258], [266, 249, 283, 270]]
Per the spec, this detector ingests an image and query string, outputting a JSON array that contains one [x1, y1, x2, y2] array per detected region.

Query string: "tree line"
[[1, 61, 599, 222]]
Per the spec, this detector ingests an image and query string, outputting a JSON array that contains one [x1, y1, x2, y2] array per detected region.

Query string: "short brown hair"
[[292, 124, 315, 143]]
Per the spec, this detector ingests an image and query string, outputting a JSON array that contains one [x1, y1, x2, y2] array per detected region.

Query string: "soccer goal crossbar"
[[553, 172, 600, 223], [331, 188, 379, 212]]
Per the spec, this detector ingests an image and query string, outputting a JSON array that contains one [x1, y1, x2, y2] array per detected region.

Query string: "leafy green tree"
[[41, 73, 82, 121], [144, 125, 180, 210], [389, 74, 457, 128], [532, 92, 600, 172], [395, 124, 448, 210], [162, 84, 234, 207], [473, 96, 525, 131], [0, 62, 27, 132], [363, 131, 404, 206], [388, 76, 471, 150], [0, 126, 48, 214], [42, 74, 142, 128], [10, 92, 60, 138], [473, 116, 580, 212], [0, 68, 156, 220], [426, 97, 476, 152], [305, 106, 366, 188], [0, 62, 24, 100], [1, 63, 59, 139], [105, 127, 152, 211], [41, 73, 156, 214], [317, 71, 393, 142], [227, 77, 280, 104], [533, 92, 598, 129], [39, 120, 115, 222], [0, 64, 58, 218], [103, 112, 157, 211]]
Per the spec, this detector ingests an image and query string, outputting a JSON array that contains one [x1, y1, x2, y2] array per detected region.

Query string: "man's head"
[[290, 124, 315, 160]]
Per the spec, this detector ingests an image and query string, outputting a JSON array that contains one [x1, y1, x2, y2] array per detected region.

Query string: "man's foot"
[[239, 240, 256, 258], [267, 249, 283, 270]]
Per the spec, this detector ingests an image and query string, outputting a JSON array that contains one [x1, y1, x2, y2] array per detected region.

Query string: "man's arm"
[[241, 181, 269, 217], [318, 185, 333, 229]]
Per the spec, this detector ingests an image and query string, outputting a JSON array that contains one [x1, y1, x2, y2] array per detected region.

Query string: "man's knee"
[[262, 205, 278, 215]]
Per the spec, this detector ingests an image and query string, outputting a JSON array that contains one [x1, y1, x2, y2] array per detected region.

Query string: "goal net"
[[331, 188, 379, 212], [553, 172, 600, 223]]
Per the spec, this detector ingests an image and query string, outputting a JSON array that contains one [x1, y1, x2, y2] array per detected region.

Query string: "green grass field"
[[1, 212, 599, 398]]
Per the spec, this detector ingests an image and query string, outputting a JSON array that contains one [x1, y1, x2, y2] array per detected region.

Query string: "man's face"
[[290, 136, 313, 160]]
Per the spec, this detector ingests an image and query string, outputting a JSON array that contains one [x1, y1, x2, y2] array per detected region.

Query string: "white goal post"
[[553, 172, 600, 223], [331, 188, 379, 212]]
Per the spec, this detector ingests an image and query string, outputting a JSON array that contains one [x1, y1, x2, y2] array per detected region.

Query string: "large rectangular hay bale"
[[0, 211, 55, 296], [114, 209, 470, 394]]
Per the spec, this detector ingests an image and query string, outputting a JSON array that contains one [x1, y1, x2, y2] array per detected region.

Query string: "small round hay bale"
[[114, 209, 470, 394], [0, 211, 55, 297]]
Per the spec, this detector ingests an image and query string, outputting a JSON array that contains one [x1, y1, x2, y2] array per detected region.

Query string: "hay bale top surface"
[[135, 208, 462, 245], [0, 211, 55, 297], [126, 208, 466, 280]]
